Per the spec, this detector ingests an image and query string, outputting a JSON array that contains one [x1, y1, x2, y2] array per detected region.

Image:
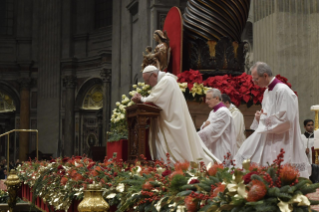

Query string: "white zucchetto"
[[143, 65, 159, 73]]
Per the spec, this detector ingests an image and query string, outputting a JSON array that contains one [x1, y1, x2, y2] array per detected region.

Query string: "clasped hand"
[[255, 109, 267, 123], [132, 93, 142, 103]]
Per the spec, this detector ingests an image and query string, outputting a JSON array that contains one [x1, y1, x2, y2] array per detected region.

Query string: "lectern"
[[125, 103, 161, 161]]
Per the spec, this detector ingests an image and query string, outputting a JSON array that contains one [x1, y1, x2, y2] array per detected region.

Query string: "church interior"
[[1, 0, 319, 211]]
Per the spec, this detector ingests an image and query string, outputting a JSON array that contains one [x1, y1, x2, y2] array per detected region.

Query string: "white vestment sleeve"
[[232, 110, 246, 147], [198, 110, 231, 144], [256, 89, 296, 134]]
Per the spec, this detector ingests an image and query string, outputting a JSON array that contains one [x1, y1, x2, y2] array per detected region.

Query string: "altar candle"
[[311, 105, 319, 110], [314, 129, 319, 149]]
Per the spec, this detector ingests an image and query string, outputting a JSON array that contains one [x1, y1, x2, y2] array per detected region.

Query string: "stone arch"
[[0, 81, 20, 113], [75, 78, 103, 111]]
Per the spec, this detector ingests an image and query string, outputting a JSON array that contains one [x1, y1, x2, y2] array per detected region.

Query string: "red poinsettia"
[[177, 69, 203, 90]]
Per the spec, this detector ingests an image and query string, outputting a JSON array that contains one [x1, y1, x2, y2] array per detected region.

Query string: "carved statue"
[[243, 42, 254, 74], [141, 30, 171, 71]]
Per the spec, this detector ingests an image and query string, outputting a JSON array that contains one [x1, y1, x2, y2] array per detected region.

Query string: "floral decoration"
[[108, 70, 295, 142], [16, 150, 319, 212]]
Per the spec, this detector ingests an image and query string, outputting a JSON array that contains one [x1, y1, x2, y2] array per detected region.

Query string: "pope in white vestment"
[[132, 65, 220, 165], [221, 94, 246, 149], [197, 89, 237, 162], [234, 62, 311, 178]]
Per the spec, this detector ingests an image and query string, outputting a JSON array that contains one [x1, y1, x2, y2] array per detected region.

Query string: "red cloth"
[[312, 146, 315, 164], [163, 7, 183, 75], [107, 139, 128, 161]]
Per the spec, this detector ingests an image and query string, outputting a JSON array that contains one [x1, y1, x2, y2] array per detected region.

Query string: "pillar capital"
[[63, 75, 77, 89], [100, 69, 112, 83]]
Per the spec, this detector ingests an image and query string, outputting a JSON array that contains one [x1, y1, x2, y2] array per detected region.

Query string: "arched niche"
[[74, 78, 103, 157]]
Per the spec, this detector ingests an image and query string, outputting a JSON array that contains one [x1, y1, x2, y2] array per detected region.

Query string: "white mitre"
[[143, 65, 159, 73]]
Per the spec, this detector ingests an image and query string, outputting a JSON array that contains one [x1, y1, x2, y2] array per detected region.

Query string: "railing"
[[0, 129, 38, 173]]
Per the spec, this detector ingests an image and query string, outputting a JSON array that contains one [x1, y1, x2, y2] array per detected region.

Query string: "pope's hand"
[[202, 121, 210, 129], [132, 93, 142, 103]]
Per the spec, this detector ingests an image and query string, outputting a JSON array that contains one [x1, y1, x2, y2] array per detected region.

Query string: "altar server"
[[221, 94, 246, 149], [234, 62, 311, 178], [197, 88, 237, 162]]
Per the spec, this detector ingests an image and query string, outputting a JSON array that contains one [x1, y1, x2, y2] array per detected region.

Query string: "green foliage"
[[176, 190, 192, 196], [267, 187, 280, 197], [197, 183, 212, 192], [280, 185, 291, 193], [170, 174, 188, 193], [300, 183, 319, 195], [250, 174, 265, 182], [276, 192, 293, 201], [309, 199, 319, 205], [215, 167, 232, 183], [180, 184, 197, 191]]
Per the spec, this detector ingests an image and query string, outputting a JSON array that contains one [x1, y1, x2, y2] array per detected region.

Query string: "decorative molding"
[[157, 12, 167, 30], [100, 69, 112, 83], [63, 76, 77, 89]]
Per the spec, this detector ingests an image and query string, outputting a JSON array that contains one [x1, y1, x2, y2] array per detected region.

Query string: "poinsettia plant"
[[16, 150, 319, 212], [178, 70, 296, 107]]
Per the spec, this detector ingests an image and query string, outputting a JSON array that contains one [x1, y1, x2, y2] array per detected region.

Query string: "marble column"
[[100, 69, 112, 146], [63, 76, 76, 156], [19, 78, 31, 161]]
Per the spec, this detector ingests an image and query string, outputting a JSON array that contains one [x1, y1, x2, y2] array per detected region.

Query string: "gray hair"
[[206, 88, 221, 100], [250, 61, 273, 77]]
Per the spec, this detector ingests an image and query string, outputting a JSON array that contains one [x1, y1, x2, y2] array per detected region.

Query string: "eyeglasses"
[[252, 77, 259, 82]]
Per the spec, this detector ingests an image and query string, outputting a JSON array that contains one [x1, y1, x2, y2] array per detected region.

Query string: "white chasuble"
[[198, 103, 237, 162], [234, 79, 311, 178], [229, 104, 246, 149], [141, 71, 220, 165]]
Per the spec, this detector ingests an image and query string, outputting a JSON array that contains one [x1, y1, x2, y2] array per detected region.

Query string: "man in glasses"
[[234, 61, 310, 178], [132, 65, 220, 165]]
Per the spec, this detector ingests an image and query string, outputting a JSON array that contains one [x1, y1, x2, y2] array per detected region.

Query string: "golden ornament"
[[78, 183, 110, 212]]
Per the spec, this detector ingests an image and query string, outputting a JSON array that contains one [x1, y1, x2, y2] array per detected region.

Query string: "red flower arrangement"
[[177, 69, 203, 90], [243, 171, 259, 184], [177, 70, 296, 106]]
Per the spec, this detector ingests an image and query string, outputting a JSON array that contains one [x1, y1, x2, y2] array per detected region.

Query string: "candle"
[[314, 129, 319, 149], [311, 105, 319, 111]]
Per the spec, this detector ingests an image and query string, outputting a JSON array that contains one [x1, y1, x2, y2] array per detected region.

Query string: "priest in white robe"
[[234, 62, 311, 178], [197, 88, 237, 162], [301, 119, 314, 164], [132, 65, 220, 165], [221, 94, 246, 149]]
